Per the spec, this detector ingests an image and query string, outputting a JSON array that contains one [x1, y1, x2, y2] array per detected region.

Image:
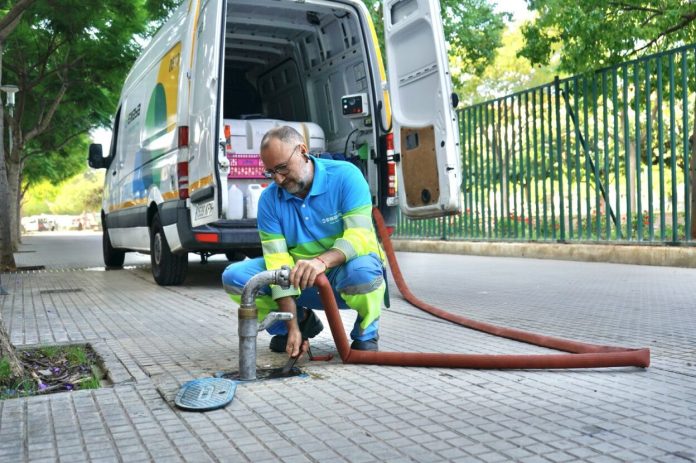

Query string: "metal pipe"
[[238, 266, 291, 381]]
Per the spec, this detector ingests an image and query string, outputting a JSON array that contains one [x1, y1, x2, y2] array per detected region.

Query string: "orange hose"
[[310, 209, 650, 369]]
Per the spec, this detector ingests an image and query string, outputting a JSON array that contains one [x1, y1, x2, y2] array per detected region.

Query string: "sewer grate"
[[175, 378, 237, 411], [39, 288, 83, 294]]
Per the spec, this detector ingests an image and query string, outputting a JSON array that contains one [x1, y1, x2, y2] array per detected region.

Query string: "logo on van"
[[127, 104, 141, 125]]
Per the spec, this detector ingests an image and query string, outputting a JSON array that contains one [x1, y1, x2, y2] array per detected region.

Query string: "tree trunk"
[[0, 316, 24, 378], [0, 42, 17, 271], [0, 0, 33, 381], [7, 156, 21, 250]]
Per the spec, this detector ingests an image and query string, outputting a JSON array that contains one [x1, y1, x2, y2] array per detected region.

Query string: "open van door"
[[188, 0, 226, 227], [383, 0, 462, 218]]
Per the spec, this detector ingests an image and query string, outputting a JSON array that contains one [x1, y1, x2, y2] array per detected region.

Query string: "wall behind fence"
[[395, 43, 696, 245]]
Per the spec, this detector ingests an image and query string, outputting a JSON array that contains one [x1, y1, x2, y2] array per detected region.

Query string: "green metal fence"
[[395, 43, 696, 245]]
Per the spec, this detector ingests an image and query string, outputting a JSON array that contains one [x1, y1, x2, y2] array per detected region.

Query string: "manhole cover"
[[174, 378, 237, 411]]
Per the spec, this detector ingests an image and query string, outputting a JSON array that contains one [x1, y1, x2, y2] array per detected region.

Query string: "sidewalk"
[[1, 234, 695, 462]]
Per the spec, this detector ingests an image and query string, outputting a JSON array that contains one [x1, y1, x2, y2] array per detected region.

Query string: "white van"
[[88, 0, 461, 285]]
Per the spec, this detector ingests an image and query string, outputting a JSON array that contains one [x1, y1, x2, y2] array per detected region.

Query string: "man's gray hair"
[[260, 126, 305, 151]]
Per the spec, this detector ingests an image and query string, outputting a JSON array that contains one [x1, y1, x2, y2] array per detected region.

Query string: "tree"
[[519, 0, 696, 73], [519, 0, 696, 239], [0, 0, 148, 266], [456, 23, 559, 105], [1, 0, 35, 275], [0, 0, 176, 384], [0, 0, 179, 272]]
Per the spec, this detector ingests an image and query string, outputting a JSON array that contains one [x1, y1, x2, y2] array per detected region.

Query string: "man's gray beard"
[[285, 179, 309, 196]]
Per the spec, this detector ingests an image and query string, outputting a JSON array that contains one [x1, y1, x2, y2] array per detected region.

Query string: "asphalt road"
[[15, 231, 228, 270]]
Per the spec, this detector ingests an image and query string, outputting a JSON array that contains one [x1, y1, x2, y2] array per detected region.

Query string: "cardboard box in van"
[[88, 0, 461, 285]]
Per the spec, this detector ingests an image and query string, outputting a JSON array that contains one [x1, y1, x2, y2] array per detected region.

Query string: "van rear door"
[[188, 0, 226, 227], [383, 0, 462, 218]]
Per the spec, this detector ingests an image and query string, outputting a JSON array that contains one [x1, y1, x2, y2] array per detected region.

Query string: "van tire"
[[103, 224, 125, 268], [150, 214, 188, 285]]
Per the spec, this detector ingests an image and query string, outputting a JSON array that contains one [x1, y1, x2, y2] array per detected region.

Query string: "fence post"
[[554, 76, 566, 241]]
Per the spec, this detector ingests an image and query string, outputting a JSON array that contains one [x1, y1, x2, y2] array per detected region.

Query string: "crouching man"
[[222, 126, 385, 358]]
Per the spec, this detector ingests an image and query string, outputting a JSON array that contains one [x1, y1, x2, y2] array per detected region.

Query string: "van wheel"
[[103, 223, 125, 268], [150, 214, 188, 285]]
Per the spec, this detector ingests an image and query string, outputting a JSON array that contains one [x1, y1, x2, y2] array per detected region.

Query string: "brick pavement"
[[0, 234, 695, 462]]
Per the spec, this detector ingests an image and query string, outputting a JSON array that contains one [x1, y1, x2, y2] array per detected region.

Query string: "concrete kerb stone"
[[392, 239, 696, 268]]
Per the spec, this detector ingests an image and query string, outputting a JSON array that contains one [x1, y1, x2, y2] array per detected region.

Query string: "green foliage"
[[24, 169, 104, 215], [22, 136, 89, 187], [65, 345, 88, 365], [361, 0, 510, 84], [22, 180, 58, 215], [81, 366, 103, 390], [440, 0, 511, 77], [519, 1, 696, 73], [2, 0, 179, 188], [2, 345, 102, 399], [38, 345, 60, 358], [457, 24, 559, 104], [51, 170, 104, 214], [0, 357, 10, 380]]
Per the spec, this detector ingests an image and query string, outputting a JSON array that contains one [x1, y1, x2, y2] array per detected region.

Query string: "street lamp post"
[[0, 84, 18, 296]]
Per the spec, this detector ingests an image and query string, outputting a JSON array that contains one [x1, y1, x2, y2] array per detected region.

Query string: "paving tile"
[[2, 247, 696, 463]]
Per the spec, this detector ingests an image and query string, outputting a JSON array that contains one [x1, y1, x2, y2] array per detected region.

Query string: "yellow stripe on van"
[[189, 174, 214, 193], [109, 198, 148, 213], [162, 191, 179, 201], [366, 15, 392, 125]]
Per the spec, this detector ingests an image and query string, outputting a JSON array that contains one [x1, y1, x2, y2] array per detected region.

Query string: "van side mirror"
[[88, 143, 108, 169]]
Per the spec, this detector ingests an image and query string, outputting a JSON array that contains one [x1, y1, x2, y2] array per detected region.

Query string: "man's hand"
[[289, 258, 327, 289], [286, 326, 309, 358]]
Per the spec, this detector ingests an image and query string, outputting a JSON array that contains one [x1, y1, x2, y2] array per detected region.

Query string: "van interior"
[[223, 0, 377, 148], [220, 0, 384, 220]]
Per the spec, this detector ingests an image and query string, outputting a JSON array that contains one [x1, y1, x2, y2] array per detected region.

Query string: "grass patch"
[[0, 357, 11, 379], [1, 344, 106, 400]]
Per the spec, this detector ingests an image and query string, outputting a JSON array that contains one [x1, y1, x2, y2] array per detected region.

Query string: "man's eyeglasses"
[[263, 144, 301, 179]]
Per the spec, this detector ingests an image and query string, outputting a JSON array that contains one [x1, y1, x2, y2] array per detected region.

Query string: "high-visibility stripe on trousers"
[[222, 253, 384, 341]]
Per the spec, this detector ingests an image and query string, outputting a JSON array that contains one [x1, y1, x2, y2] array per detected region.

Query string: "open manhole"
[[218, 366, 305, 382]]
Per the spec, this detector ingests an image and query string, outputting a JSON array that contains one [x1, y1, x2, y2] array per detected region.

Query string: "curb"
[[391, 239, 696, 268]]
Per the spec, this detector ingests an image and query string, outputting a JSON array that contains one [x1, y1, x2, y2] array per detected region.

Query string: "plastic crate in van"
[[227, 153, 266, 179]]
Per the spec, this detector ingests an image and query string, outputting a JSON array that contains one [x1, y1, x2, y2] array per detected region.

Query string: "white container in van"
[[227, 184, 245, 220], [88, 0, 461, 285], [246, 184, 264, 220]]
